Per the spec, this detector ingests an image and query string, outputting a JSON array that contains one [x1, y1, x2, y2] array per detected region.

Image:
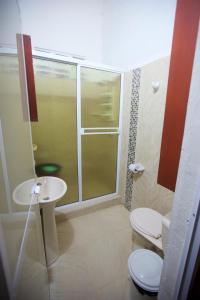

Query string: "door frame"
[[173, 187, 200, 300]]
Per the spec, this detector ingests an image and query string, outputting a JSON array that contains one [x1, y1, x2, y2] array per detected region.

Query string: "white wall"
[[19, 0, 103, 62], [102, 0, 177, 69], [19, 0, 176, 69]]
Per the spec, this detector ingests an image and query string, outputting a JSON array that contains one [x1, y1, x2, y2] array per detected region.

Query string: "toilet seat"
[[128, 249, 163, 293], [130, 208, 162, 239]]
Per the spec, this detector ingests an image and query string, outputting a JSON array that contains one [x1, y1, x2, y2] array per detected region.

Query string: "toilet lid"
[[128, 249, 163, 292], [130, 208, 162, 239]]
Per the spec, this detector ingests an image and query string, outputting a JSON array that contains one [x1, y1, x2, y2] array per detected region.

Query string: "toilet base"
[[128, 249, 163, 296], [131, 278, 158, 297]]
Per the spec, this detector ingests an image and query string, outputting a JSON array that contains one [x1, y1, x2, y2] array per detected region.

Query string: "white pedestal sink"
[[13, 176, 67, 266]]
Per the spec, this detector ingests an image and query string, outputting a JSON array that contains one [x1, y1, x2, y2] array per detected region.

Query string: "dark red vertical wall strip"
[[157, 0, 200, 191], [23, 35, 38, 121]]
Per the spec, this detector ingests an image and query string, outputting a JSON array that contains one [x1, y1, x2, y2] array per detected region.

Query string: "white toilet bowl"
[[128, 207, 170, 295], [128, 249, 163, 294]]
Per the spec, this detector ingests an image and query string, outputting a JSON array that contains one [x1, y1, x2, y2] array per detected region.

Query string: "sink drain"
[[43, 197, 50, 200]]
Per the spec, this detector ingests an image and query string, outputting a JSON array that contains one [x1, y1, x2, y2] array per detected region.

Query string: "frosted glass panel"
[[0, 53, 49, 299], [0, 53, 35, 273], [81, 68, 121, 128], [32, 59, 78, 205], [82, 135, 118, 200], [0, 55, 35, 200]]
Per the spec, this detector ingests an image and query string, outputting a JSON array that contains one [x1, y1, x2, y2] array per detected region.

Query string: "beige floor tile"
[[82, 227, 132, 289], [96, 276, 130, 300], [49, 204, 156, 300]]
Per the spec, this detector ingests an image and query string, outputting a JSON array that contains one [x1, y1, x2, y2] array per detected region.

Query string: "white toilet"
[[128, 207, 170, 295]]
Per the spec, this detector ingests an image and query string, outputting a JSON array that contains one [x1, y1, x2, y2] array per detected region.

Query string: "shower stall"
[[31, 52, 123, 207]]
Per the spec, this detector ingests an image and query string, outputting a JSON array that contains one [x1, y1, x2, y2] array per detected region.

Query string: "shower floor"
[[48, 204, 157, 300]]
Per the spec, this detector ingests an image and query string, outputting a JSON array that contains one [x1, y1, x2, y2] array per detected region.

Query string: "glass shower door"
[[80, 67, 121, 200], [32, 60, 121, 205]]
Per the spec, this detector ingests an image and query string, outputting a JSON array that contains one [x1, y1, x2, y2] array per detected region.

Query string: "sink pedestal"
[[41, 202, 59, 266]]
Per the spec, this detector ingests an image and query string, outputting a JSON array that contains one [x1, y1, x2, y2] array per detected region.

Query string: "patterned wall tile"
[[125, 68, 141, 210]]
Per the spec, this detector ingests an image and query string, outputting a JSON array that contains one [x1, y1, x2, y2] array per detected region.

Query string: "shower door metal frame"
[[0, 47, 124, 208], [77, 65, 124, 204]]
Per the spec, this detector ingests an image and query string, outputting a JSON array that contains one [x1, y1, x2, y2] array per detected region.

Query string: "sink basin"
[[13, 176, 67, 206], [13, 176, 67, 266]]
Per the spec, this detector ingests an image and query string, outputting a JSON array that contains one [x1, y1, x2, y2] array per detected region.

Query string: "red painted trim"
[[158, 0, 200, 191], [23, 35, 38, 122]]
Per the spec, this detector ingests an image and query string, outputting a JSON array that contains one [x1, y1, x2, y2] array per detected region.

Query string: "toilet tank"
[[162, 212, 171, 254]]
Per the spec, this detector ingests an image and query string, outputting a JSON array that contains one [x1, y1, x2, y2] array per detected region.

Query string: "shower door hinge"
[[80, 128, 84, 135]]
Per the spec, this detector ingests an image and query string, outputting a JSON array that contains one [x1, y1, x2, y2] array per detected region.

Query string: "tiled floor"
[[48, 203, 157, 300]]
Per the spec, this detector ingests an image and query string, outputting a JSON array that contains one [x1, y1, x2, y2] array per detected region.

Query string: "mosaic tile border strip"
[[125, 68, 141, 211]]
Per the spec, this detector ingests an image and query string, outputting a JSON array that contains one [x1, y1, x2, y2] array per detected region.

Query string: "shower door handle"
[[80, 128, 119, 135]]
